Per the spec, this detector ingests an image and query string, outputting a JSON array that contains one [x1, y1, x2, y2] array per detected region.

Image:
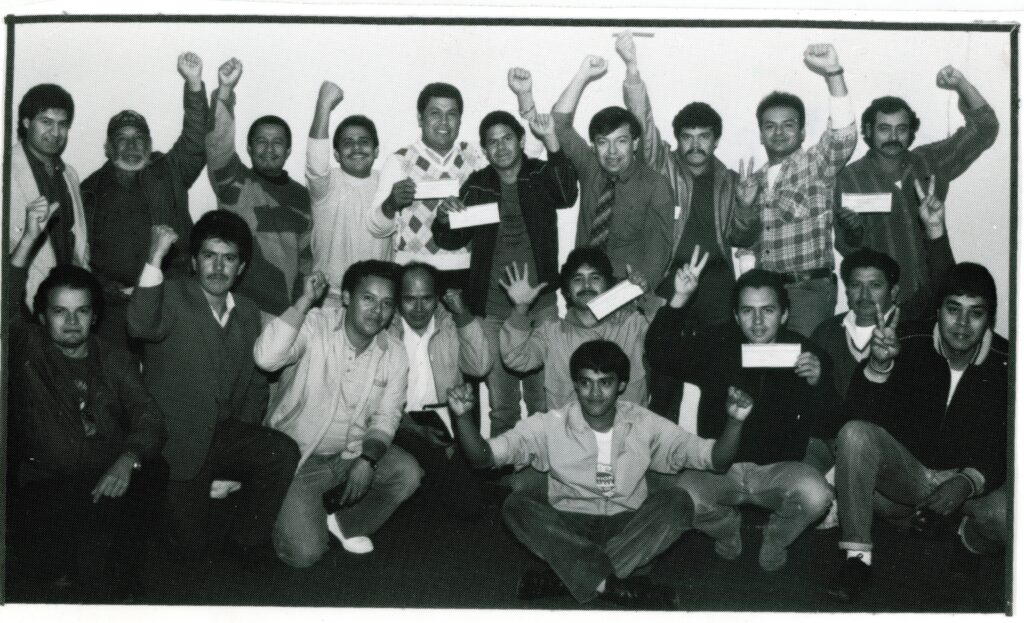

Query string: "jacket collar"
[[566, 399, 642, 435], [933, 323, 993, 366]]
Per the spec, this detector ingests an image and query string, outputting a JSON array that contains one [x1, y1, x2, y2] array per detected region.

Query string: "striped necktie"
[[589, 175, 616, 248]]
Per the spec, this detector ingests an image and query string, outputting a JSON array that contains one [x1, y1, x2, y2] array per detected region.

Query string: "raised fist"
[[177, 52, 203, 87], [148, 224, 179, 264], [302, 271, 328, 303], [507, 67, 533, 95], [218, 58, 243, 89], [447, 383, 476, 418], [803, 43, 841, 76], [726, 386, 754, 422], [615, 31, 638, 65], [317, 81, 344, 110], [578, 55, 609, 81], [935, 65, 966, 91], [23, 197, 59, 242]]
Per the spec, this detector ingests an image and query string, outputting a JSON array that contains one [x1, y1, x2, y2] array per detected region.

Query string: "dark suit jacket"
[[127, 276, 267, 480]]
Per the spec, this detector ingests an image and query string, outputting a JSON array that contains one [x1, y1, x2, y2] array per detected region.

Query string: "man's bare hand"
[[803, 43, 841, 76], [148, 224, 179, 266], [317, 81, 344, 110]]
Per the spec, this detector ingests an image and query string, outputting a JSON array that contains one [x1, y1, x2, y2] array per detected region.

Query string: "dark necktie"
[[589, 175, 616, 248]]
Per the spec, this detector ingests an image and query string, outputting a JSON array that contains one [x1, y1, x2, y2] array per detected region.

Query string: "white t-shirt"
[[594, 429, 615, 497]]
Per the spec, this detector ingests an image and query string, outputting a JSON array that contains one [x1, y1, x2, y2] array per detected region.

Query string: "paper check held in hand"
[[587, 281, 644, 320], [741, 343, 802, 368], [414, 179, 460, 200]]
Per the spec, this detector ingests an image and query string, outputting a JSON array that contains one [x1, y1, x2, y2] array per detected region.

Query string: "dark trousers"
[[163, 417, 299, 558], [10, 456, 168, 600], [393, 428, 487, 520], [502, 487, 694, 603]]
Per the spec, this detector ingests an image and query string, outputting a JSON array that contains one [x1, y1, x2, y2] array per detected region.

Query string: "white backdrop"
[[8, 21, 1013, 333]]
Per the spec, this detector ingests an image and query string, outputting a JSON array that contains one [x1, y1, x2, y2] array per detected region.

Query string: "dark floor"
[[4, 483, 1009, 612]]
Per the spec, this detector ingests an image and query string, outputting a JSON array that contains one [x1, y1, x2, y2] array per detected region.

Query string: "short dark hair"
[[400, 262, 441, 296], [478, 110, 525, 147], [341, 260, 401, 296], [18, 84, 74, 141], [570, 340, 631, 385], [417, 83, 463, 115], [333, 114, 379, 152], [588, 106, 641, 143], [732, 269, 790, 313], [189, 210, 254, 267], [34, 264, 104, 324], [860, 96, 921, 145], [560, 247, 615, 296], [840, 248, 901, 286], [756, 91, 805, 129], [673, 102, 723, 140], [247, 115, 292, 149], [936, 262, 997, 322]]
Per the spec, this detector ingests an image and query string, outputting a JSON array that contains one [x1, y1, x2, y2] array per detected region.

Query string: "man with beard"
[[10, 83, 90, 308], [206, 57, 311, 317], [7, 199, 166, 601], [500, 247, 650, 412], [431, 108, 578, 436], [614, 30, 756, 331], [127, 211, 299, 565], [741, 43, 857, 337], [510, 61, 674, 318], [828, 262, 1007, 602], [368, 82, 485, 288], [307, 80, 390, 306], [835, 66, 998, 321], [255, 261, 421, 566], [82, 52, 209, 355]]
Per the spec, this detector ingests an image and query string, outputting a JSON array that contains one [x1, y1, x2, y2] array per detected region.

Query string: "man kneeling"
[[449, 340, 750, 608]]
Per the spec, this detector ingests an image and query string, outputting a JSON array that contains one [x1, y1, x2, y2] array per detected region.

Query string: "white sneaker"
[[817, 498, 839, 530], [326, 513, 374, 554]]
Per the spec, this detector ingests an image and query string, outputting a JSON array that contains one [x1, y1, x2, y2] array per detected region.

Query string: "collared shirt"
[[139, 263, 236, 327], [317, 335, 379, 455], [552, 111, 674, 289], [488, 399, 716, 515], [402, 316, 439, 411], [837, 104, 998, 310], [753, 97, 857, 273]]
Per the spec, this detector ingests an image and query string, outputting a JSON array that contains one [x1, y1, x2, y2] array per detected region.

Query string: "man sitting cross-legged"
[[449, 339, 751, 608]]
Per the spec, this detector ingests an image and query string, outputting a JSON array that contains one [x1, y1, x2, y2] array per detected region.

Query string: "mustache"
[[685, 148, 707, 156], [881, 141, 905, 149], [575, 288, 599, 298]]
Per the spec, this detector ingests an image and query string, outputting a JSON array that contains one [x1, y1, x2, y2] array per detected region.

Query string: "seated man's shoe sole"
[[599, 576, 680, 610], [827, 556, 871, 602], [516, 567, 570, 600], [326, 513, 374, 554]]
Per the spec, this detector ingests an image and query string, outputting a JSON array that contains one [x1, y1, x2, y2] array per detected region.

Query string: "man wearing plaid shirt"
[[740, 43, 858, 337], [834, 67, 998, 322]]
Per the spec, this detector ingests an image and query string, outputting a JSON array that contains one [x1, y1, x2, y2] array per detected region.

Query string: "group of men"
[[5, 33, 1007, 609]]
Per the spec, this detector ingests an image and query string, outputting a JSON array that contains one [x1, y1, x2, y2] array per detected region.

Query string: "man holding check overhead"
[[432, 102, 578, 437], [646, 261, 838, 572]]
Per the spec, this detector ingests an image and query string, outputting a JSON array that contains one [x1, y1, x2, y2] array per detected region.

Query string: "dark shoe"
[[827, 556, 872, 602], [516, 566, 570, 600], [599, 575, 680, 610]]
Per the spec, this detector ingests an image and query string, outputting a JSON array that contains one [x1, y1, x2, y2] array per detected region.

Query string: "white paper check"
[[741, 343, 801, 368], [843, 192, 892, 213], [448, 202, 500, 229], [587, 281, 644, 320], [414, 178, 460, 200]]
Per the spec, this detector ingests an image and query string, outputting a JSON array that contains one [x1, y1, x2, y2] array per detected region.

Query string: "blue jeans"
[[273, 445, 422, 568], [675, 461, 833, 565], [502, 487, 694, 603], [482, 305, 555, 437], [835, 420, 1004, 551]]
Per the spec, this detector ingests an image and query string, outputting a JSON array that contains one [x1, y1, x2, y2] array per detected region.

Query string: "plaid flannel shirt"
[[754, 119, 857, 273]]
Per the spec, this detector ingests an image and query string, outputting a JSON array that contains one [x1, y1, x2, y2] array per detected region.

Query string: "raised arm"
[[306, 80, 345, 202], [126, 225, 181, 342], [804, 44, 857, 174], [206, 57, 245, 199], [165, 52, 210, 188], [616, 30, 671, 170], [804, 43, 847, 98], [252, 271, 326, 371], [443, 290, 492, 378], [553, 55, 608, 117], [497, 263, 550, 373]]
